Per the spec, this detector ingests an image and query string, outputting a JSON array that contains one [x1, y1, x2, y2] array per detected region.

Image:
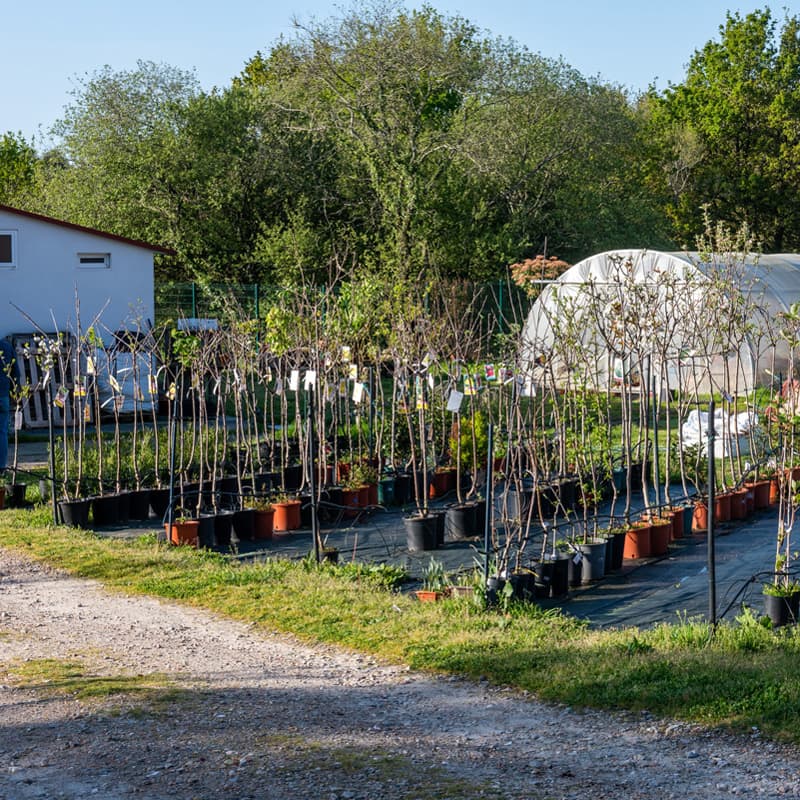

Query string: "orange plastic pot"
[[166, 519, 199, 547], [748, 480, 770, 509], [692, 501, 709, 533], [714, 492, 731, 523], [730, 488, 748, 520], [272, 500, 302, 531], [648, 518, 671, 556], [623, 523, 652, 559]]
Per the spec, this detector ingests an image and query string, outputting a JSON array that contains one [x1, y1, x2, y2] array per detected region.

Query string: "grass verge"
[[2, 507, 800, 743]]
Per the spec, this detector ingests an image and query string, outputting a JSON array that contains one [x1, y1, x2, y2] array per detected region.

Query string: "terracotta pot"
[[770, 476, 780, 505], [693, 501, 709, 533], [415, 590, 442, 602], [429, 470, 450, 499], [272, 499, 302, 531], [340, 487, 360, 518], [166, 519, 199, 547], [648, 518, 671, 556], [730, 488, 748, 520], [253, 508, 275, 539], [624, 523, 652, 559], [668, 508, 684, 540], [714, 492, 731, 523], [748, 480, 770, 509]]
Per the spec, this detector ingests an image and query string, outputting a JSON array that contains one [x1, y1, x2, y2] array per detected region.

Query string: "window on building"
[[78, 252, 111, 268], [0, 231, 17, 268]]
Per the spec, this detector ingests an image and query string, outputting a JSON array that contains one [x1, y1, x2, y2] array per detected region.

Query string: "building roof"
[[0, 204, 175, 255]]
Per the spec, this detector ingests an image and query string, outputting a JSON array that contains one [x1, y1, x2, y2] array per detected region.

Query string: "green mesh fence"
[[154, 280, 531, 336]]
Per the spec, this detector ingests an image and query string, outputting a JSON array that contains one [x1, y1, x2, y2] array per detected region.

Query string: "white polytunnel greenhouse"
[[520, 249, 800, 397]]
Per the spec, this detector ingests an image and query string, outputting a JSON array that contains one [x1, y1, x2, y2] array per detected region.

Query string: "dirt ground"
[[1, 549, 799, 800]]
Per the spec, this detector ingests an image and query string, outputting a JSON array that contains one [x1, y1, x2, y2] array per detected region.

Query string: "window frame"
[[0, 230, 17, 269], [77, 252, 111, 269]]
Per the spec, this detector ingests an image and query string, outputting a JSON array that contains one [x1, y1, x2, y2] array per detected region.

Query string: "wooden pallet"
[[10, 333, 78, 429]]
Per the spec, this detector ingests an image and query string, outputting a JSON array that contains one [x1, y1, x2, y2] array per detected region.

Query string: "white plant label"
[[14, 410, 23, 431], [303, 370, 316, 390], [352, 381, 365, 403], [289, 369, 300, 391], [446, 389, 464, 413]]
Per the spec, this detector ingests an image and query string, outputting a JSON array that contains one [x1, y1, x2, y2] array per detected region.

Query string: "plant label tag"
[[86, 356, 96, 375], [352, 381, 365, 403], [275, 377, 284, 396], [304, 370, 316, 390], [348, 364, 358, 381], [341, 345, 352, 362], [289, 369, 300, 391], [53, 385, 67, 408], [109, 375, 121, 393], [84, 404, 91, 422], [446, 389, 464, 413], [14, 409, 23, 431], [167, 382, 176, 401], [573, 552, 583, 565], [484, 363, 496, 381], [148, 374, 158, 394], [338, 379, 347, 398]]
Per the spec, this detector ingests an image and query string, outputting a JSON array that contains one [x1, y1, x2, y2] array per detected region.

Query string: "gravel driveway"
[[1, 549, 799, 799]]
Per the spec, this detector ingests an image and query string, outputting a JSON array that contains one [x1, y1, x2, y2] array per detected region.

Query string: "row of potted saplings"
[[165, 460, 423, 548], [691, 471, 784, 532], [489, 505, 694, 605]]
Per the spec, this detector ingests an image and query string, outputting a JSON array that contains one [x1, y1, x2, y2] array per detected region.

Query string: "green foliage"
[[646, 8, 800, 250]]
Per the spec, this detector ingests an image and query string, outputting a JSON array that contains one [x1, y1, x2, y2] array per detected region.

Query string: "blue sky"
[[3, 1, 782, 147]]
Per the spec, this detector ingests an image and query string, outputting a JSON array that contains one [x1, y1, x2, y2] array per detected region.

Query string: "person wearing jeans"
[[0, 337, 16, 474]]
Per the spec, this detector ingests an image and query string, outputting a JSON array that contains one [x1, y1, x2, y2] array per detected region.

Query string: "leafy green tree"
[[647, 8, 800, 250], [0, 132, 37, 205]]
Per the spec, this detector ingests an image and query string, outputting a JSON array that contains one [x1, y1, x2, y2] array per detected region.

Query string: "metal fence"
[[154, 279, 530, 335]]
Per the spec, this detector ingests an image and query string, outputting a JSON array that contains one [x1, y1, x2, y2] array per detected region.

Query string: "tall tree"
[[647, 8, 800, 250], [0, 132, 37, 205]]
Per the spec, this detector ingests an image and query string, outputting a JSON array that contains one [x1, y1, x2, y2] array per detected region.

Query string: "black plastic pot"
[[149, 488, 171, 520], [404, 514, 436, 552], [579, 539, 607, 583], [394, 473, 412, 506], [764, 590, 800, 626], [282, 464, 303, 491], [58, 497, 90, 528], [7, 482, 27, 508], [428, 509, 446, 548], [91, 494, 120, 527], [213, 511, 234, 547], [233, 508, 255, 540], [127, 489, 151, 521], [197, 514, 216, 548], [445, 504, 475, 540], [550, 556, 570, 597], [116, 491, 130, 524]]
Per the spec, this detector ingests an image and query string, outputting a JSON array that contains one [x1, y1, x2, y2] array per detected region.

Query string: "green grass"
[[2, 507, 800, 742], [3, 655, 187, 709]]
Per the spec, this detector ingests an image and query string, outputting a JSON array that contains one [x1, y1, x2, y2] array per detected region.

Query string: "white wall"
[[0, 209, 156, 339]]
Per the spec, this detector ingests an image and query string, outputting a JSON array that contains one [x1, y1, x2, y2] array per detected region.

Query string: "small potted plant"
[[416, 557, 447, 602], [272, 491, 302, 532]]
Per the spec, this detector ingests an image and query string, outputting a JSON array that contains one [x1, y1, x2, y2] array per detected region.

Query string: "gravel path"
[[1, 549, 799, 800]]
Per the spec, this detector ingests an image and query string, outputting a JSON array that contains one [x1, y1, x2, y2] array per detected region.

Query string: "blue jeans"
[[0, 396, 9, 471]]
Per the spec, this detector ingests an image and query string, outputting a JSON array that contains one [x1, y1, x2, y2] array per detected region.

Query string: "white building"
[[0, 203, 171, 338]]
